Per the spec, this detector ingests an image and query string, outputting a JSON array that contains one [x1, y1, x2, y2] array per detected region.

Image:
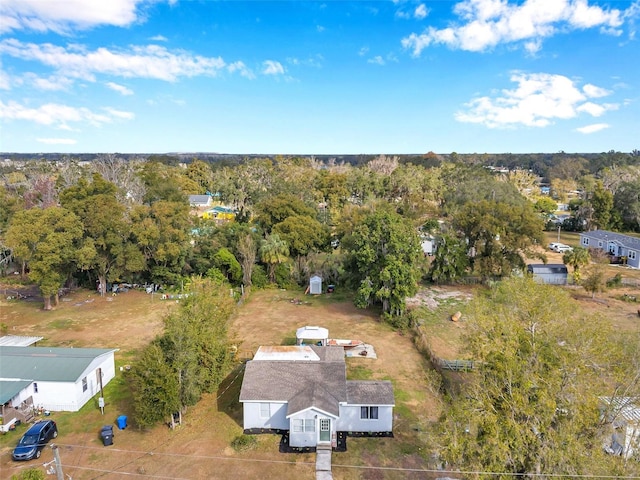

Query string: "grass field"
[[0, 286, 443, 480]]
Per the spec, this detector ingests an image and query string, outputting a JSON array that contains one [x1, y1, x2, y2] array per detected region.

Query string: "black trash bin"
[[100, 425, 114, 446]]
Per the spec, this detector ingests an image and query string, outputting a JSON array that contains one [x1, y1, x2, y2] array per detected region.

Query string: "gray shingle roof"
[[287, 383, 342, 417], [239, 360, 347, 406], [527, 264, 568, 274], [0, 346, 117, 382], [582, 230, 640, 250], [347, 381, 395, 406]]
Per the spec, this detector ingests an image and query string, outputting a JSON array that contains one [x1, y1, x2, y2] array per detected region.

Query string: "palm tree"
[[563, 246, 591, 283], [260, 234, 289, 283]]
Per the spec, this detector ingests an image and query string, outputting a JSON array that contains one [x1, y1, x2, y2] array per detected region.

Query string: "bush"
[[250, 265, 269, 289], [381, 311, 414, 331], [231, 434, 258, 452], [607, 273, 622, 288]]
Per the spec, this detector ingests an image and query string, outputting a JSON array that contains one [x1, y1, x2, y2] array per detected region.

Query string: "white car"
[[555, 244, 573, 253], [548, 242, 562, 251]]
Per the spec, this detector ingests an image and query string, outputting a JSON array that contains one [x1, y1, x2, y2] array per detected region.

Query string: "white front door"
[[319, 418, 330, 443]]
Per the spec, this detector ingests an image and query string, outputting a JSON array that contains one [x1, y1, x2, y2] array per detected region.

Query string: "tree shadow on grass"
[[216, 363, 245, 428]]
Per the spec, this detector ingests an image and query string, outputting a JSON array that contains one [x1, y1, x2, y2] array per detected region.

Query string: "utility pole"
[[51, 444, 64, 480]]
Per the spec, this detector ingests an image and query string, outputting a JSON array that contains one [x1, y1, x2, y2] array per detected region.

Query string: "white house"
[[0, 346, 118, 413], [580, 230, 640, 269], [188, 194, 212, 208], [239, 345, 394, 450]]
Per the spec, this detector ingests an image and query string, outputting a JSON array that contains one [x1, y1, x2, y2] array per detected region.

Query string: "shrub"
[[231, 434, 258, 452]]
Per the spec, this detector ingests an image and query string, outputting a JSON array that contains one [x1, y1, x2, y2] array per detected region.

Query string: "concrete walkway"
[[316, 445, 333, 480]]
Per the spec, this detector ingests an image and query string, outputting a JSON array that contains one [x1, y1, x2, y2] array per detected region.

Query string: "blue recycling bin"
[[116, 415, 128, 430]]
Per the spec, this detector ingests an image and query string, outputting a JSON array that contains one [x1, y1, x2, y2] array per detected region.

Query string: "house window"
[[33, 383, 38, 394], [583, 238, 589, 246], [304, 419, 315, 432], [260, 403, 270, 418], [82, 377, 88, 392], [292, 419, 304, 433], [360, 406, 379, 420], [598, 241, 603, 247], [630, 251, 637, 260]]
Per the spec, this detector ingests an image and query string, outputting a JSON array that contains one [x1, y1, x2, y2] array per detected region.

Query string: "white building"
[[239, 345, 394, 450], [0, 346, 118, 417]]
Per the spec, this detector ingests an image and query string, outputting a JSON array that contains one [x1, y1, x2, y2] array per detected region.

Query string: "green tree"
[[581, 262, 608, 299], [255, 193, 317, 234], [440, 277, 613, 476], [5, 207, 83, 310], [453, 200, 544, 278], [428, 235, 469, 283], [213, 247, 243, 285], [160, 277, 236, 411], [60, 174, 144, 295], [346, 209, 421, 316], [562, 246, 591, 283], [533, 197, 558, 216], [272, 215, 330, 258], [237, 231, 257, 287], [129, 200, 192, 284], [130, 342, 180, 428], [260, 234, 290, 283], [590, 181, 614, 230]]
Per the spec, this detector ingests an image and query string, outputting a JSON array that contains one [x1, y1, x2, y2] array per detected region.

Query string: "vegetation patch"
[[231, 434, 258, 452]]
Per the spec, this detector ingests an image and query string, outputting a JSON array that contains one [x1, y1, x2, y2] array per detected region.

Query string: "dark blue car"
[[12, 420, 58, 461]]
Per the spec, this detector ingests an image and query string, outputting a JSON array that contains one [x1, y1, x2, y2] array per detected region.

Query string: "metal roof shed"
[[527, 264, 568, 285]]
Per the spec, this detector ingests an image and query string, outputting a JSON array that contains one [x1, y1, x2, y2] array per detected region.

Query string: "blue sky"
[[0, 0, 638, 154]]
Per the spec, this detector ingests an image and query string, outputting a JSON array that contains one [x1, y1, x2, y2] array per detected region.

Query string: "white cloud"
[[0, 100, 134, 129], [103, 107, 135, 119], [37, 137, 77, 145], [0, 40, 228, 82], [367, 56, 385, 65], [149, 35, 168, 42], [358, 46, 370, 56], [106, 81, 133, 95], [0, 71, 11, 89], [395, 10, 411, 19], [0, 0, 151, 34], [414, 4, 429, 19], [455, 72, 616, 128], [316, 25, 325, 32], [576, 123, 610, 134], [583, 83, 611, 98], [262, 60, 284, 75], [402, 0, 627, 55], [227, 61, 255, 79]]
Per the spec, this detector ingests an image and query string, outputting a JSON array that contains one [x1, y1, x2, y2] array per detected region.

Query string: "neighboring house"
[[188, 194, 212, 208], [527, 264, 568, 285], [239, 345, 394, 450], [0, 346, 118, 413], [202, 205, 236, 222], [601, 397, 640, 459], [580, 230, 640, 269]]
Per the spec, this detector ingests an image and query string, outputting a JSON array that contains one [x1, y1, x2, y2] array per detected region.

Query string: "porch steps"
[[316, 445, 332, 480]]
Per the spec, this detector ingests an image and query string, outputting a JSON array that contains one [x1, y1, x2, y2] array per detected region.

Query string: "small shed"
[[296, 326, 329, 347], [309, 275, 323, 295], [527, 264, 568, 285]]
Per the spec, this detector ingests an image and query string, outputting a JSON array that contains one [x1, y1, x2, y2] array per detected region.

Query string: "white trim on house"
[[580, 230, 640, 269]]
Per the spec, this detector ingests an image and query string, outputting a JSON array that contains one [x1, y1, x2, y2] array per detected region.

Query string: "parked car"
[[548, 242, 562, 251], [12, 420, 58, 461], [556, 245, 573, 253]]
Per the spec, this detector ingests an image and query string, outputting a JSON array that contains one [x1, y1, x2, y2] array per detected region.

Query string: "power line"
[[51, 442, 640, 479]]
